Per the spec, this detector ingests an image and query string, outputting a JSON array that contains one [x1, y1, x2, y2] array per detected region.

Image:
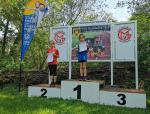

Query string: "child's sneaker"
[[79, 76, 83, 81], [83, 76, 87, 81], [50, 82, 55, 87]]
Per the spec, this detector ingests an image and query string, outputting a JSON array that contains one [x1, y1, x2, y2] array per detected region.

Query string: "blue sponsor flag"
[[21, 12, 39, 61], [20, 0, 48, 61]]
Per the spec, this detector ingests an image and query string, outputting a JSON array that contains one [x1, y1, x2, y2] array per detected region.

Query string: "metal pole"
[[111, 61, 113, 86], [19, 65, 21, 92], [19, 0, 24, 92], [69, 60, 71, 80], [69, 27, 72, 80], [135, 21, 138, 89], [135, 61, 138, 89], [110, 23, 114, 86]]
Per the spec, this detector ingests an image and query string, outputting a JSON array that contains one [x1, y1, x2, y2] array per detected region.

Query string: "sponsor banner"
[[51, 27, 69, 62], [113, 22, 136, 60], [21, 0, 48, 60]]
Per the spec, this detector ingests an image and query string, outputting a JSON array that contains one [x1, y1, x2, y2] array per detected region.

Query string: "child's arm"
[[87, 43, 89, 52], [53, 49, 59, 58], [53, 53, 59, 58], [47, 49, 49, 57]]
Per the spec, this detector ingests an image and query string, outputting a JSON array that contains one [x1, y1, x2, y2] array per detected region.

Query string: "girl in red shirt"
[[47, 40, 59, 87]]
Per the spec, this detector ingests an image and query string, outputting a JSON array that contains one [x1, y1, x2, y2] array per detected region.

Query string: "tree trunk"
[[9, 32, 21, 59], [2, 20, 9, 55]]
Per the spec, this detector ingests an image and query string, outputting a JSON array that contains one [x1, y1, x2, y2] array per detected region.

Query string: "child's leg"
[[79, 62, 84, 81], [80, 62, 84, 76], [53, 65, 57, 85], [49, 65, 56, 87], [50, 76, 54, 84], [83, 62, 87, 77], [54, 76, 57, 83], [49, 76, 55, 87], [48, 65, 53, 85]]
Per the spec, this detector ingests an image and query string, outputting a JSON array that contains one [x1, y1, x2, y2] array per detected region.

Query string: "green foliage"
[[0, 29, 49, 73], [22, 29, 49, 70], [0, 0, 23, 30], [0, 0, 109, 72], [117, 0, 150, 13], [0, 56, 20, 74], [130, 3, 150, 72]]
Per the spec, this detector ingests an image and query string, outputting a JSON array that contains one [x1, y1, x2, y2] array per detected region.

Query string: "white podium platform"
[[28, 84, 61, 98], [100, 89, 146, 108], [28, 80, 146, 108], [61, 80, 101, 103]]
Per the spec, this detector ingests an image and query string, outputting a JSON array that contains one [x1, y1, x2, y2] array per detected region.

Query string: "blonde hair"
[[49, 40, 55, 45]]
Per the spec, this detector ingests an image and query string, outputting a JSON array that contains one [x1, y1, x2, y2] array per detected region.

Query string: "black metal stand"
[[19, 62, 22, 92]]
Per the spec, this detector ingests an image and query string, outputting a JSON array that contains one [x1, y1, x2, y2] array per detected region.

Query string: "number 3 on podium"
[[117, 93, 126, 105]]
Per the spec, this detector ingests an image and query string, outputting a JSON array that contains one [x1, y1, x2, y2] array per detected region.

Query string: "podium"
[[99, 89, 146, 108], [61, 80, 101, 103], [28, 84, 61, 98], [28, 80, 146, 108]]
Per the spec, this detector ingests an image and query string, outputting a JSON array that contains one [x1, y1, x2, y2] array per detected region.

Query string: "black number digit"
[[73, 85, 81, 99], [41, 88, 47, 97], [117, 93, 126, 105]]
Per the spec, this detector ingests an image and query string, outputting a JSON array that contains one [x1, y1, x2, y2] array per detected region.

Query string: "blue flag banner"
[[21, 12, 39, 60], [21, 0, 48, 61]]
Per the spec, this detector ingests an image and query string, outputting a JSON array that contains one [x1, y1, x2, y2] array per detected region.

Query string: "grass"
[[0, 84, 150, 114]]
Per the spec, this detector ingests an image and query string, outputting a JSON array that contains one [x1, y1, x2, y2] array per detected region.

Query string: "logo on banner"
[[73, 28, 80, 36], [54, 31, 65, 45], [118, 27, 132, 42]]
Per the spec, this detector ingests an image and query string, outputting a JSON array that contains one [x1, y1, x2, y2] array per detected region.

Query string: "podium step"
[[64, 79, 105, 88], [101, 87, 145, 93], [31, 84, 61, 88], [28, 80, 146, 108]]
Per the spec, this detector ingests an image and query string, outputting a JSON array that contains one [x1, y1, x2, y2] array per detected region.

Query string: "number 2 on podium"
[[41, 88, 47, 97]]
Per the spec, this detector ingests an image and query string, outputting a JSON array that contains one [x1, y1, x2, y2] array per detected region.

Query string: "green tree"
[[117, 0, 150, 13], [117, 0, 150, 71], [130, 3, 150, 71], [0, 0, 108, 72]]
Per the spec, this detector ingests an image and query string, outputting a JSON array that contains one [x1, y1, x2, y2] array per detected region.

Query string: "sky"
[[104, 0, 131, 21]]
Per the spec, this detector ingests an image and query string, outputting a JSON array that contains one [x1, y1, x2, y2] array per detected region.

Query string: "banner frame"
[[50, 20, 138, 89]]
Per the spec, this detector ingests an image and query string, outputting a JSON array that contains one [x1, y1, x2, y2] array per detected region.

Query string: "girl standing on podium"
[[78, 34, 88, 81], [47, 40, 59, 87]]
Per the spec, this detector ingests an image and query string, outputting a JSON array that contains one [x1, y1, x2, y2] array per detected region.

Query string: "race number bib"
[[47, 53, 53, 62], [79, 42, 87, 52]]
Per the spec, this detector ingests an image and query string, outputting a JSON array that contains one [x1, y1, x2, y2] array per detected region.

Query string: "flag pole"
[[19, 61, 22, 92], [19, 0, 24, 92], [19, 0, 48, 92]]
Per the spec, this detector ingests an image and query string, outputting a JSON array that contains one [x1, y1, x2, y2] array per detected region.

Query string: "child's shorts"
[[48, 64, 57, 76], [78, 51, 87, 62]]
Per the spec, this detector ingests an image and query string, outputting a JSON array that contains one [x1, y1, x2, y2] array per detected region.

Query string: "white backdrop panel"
[[113, 22, 136, 60], [51, 27, 69, 62]]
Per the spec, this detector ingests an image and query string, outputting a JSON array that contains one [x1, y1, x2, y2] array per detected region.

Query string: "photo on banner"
[[72, 24, 111, 60]]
